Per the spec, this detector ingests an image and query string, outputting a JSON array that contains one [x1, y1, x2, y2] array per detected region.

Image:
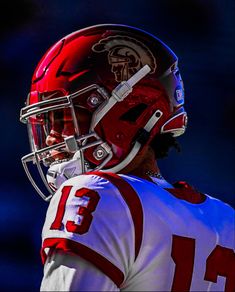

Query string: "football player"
[[20, 24, 235, 291]]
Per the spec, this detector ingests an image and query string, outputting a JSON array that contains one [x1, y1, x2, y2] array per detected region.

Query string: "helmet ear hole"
[[120, 103, 147, 122]]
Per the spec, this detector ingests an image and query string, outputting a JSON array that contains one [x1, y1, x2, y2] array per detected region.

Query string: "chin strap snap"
[[135, 110, 163, 145], [112, 65, 151, 101]]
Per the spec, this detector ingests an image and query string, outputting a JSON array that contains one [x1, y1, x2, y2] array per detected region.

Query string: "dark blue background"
[[0, 0, 234, 290]]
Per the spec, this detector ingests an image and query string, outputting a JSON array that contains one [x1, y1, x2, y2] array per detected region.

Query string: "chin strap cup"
[[46, 151, 88, 191]]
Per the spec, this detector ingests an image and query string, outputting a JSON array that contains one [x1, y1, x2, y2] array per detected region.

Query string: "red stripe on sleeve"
[[41, 238, 124, 288], [88, 171, 143, 260]]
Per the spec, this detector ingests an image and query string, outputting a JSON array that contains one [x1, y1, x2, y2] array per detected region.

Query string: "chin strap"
[[90, 65, 152, 169], [104, 109, 163, 173], [90, 65, 151, 131]]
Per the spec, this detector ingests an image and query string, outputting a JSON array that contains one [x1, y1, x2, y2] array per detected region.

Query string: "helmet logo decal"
[[92, 35, 156, 82]]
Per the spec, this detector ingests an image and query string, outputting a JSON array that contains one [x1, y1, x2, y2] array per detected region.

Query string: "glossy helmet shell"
[[27, 24, 187, 171]]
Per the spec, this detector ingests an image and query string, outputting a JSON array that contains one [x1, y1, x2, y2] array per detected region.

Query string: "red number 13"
[[50, 186, 100, 234]]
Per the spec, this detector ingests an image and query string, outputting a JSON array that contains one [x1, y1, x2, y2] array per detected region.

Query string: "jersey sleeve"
[[41, 173, 137, 288], [40, 251, 119, 291]]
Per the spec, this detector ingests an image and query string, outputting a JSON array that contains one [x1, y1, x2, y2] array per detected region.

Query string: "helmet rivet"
[[91, 96, 99, 105], [88, 95, 101, 107], [93, 148, 106, 160]]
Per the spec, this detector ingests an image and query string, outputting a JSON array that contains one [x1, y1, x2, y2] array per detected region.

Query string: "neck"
[[130, 159, 159, 180], [123, 146, 160, 181]]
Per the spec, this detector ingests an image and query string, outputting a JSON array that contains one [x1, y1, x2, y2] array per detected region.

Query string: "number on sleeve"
[[66, 188, 100, 234], [50, 186, 100, 234]]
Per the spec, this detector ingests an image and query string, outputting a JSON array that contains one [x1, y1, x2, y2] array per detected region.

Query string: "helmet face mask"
[[20, 83, 111, 199], [20, 24, 187, 200]]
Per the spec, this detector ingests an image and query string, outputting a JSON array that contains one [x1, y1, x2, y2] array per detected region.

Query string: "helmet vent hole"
[[120, 103, 147, 123]]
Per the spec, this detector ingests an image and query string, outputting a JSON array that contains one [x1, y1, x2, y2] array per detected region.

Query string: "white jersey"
[[41, 172, 235, 291]]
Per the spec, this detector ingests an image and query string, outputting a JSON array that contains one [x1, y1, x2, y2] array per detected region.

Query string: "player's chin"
[[50, 150, 73, 164]]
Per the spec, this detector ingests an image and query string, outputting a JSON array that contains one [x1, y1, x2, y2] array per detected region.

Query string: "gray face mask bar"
[[21, 131, 104, 201]]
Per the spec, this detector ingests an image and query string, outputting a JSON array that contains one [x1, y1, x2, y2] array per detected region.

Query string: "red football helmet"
[[20, 24, 187, 200]]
